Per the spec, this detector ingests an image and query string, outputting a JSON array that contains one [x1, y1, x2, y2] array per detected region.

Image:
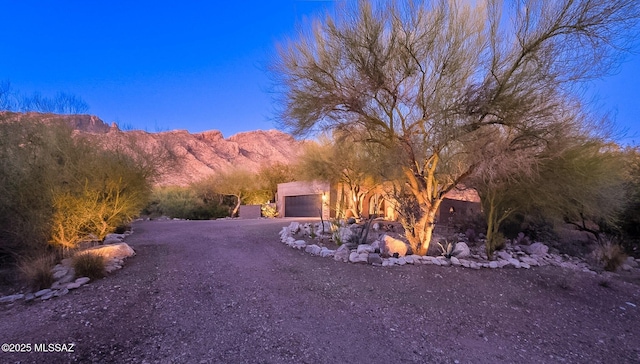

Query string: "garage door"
[[284, 194, 322, 217]]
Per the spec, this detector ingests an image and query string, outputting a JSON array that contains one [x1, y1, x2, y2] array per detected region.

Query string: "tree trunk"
[[402, 198, 442, 256], [231, 195, 241, 217]]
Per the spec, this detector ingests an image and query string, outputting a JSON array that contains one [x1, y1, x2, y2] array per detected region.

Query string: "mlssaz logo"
[[34, 343, 75, 353]]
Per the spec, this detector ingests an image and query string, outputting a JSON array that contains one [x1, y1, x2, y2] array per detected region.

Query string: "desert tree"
[[272, 0, 639, 255], [205, 168, 259, 217], [257, 162, 296, 203], [297, 130, 382, 219], [471, 121, 628, 257]]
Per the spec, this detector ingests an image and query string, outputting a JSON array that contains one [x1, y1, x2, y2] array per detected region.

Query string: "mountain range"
[[2, 112, 303, 186]]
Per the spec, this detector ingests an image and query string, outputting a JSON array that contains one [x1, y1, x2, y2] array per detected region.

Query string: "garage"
[[284, 194, 322, 217], [277, 181, 330, 219]]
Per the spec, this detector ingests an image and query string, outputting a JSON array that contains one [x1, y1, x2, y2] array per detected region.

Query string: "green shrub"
[[0, 113, 156, 257], [144, 186, 230, 220], [72, 252, 106, 280], [19, 254, 56, 291]]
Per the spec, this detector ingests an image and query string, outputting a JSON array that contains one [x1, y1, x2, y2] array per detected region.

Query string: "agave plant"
[[437, 241, 457, 259]]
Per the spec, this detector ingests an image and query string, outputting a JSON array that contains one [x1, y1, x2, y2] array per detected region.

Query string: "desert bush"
[[49, 139, 153, 248], [0, 114, 157, 259], [18, 254, 56, 291], [261, 204, 278, 218], [144, 186, 229, 220], [0, 116, 61, 259], [72, 252, 106, 280], [591, 239, 627, 272]]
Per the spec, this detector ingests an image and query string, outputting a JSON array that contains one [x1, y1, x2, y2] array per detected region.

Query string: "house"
[[276, 181, 481, 225]]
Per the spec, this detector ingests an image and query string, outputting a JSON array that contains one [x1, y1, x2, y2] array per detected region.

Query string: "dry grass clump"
[[592, 240, 627, 272], [72, 252, 106, 280], [18, 254, 56, 291]]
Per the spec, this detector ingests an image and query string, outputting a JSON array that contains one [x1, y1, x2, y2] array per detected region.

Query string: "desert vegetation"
[[272, 0, 640, 262], [0, 114, 157, 287], [143, 162, 295, 219]]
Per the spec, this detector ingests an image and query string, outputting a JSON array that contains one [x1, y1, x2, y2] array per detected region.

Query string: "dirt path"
[[1, 219, 639, 363]]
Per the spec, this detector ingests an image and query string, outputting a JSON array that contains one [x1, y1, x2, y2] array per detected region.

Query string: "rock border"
[[0, 232, 136, 304], [279, 222, 640, 274]]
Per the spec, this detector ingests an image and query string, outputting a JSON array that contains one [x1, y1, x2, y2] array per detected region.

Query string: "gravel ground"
[[0, 218, 639, 363]]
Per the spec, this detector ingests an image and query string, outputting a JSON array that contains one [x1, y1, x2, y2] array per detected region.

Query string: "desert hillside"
[[1, 112, 303, 186]]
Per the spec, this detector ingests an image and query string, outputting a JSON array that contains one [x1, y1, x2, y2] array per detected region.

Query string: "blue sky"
[[0, 0, 638, 144]]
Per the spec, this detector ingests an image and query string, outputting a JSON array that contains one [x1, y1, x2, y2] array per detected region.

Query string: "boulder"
[[84, 242, 135, 261], [288, 222, 300, 233], [349, 252, 368, 264], [305, 244, 322, 256], [450, 256, 461, 267], [320, 248, 335, 258], [52, 267, 69, 280], [452, 242, 470, 259], [335, 227, 353, 245], [357, 244, 374, 254], [370, 240, 381, 251], [0, 294, 24, 303], [380, 235, 409, 258], [496, 251, 512, 261], [507, 258, 521, 269], [367, 253, 383, 265], [525, 242, 549, 256], [519, 256, 540, 267], [333, 245, 351, 262], [34, 289, 52, 298]]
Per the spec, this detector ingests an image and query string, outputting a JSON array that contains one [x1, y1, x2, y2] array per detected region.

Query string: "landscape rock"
[[507, 258, 521, 269], [333, 245, 350, 262], [34, 289, 52, 298], [367, 253, 383, 265], [0, 294, 24, 303], [52, 267, 70, 280], [357, 244, 374, 254], [496, 251, 512, 261], [75, 277, 91, 285], [305, 244, 322, 256], [54, 288, 69, 297], [380, 235, 409, 258], [349, 252, 368, 264], [450, 257, 461, 267], [288, 222, 300, 233], [525, 242, 549, 256], [370, 240, 380, 251], [84, 242, 135, 260], [335, 227, 353, 245], [452, 242, 470, 258]]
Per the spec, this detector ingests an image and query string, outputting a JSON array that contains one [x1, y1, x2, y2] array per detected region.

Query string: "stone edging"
[[0, 232, 135, 304], [279, 222, 640, 273]]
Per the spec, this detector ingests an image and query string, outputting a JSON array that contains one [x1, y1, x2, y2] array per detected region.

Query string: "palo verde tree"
[[272, 0, 639, 255], [205, 168, 259, 217], [297, 130, 382, 219]]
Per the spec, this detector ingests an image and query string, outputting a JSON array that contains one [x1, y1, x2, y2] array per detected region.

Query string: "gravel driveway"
[[1, 218, 639, 363]]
